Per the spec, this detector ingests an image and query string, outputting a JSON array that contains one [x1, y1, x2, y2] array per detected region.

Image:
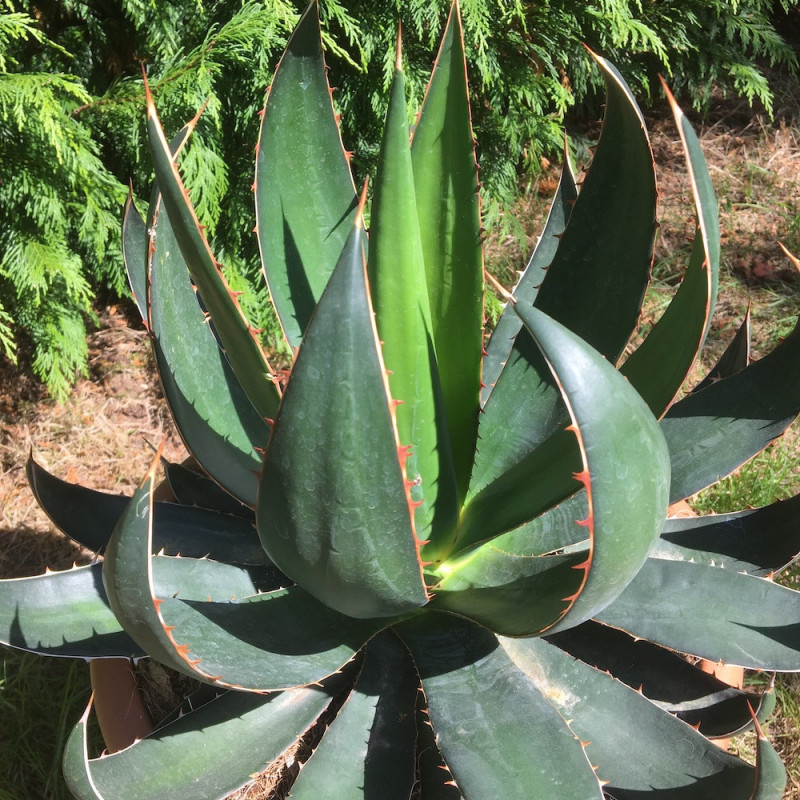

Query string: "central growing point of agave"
[[3, 2, 800, 798]]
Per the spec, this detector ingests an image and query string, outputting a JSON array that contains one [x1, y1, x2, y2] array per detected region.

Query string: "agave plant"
[[3, 2, 800, 798]]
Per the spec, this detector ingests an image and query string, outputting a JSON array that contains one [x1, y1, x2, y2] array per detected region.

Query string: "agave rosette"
[[3, 2, 800, 798]]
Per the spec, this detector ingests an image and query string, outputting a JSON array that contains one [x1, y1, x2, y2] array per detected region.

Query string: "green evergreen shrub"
[[1, 0, 797, 399]]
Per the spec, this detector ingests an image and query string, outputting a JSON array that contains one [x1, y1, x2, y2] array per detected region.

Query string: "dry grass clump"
[[1, 306, 186, 579]]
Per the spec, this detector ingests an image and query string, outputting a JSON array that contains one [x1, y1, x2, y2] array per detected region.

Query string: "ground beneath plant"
[[2, 93, 800, 798]]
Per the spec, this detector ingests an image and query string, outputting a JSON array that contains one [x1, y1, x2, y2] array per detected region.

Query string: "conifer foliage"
[[1, 0, 797, 399]]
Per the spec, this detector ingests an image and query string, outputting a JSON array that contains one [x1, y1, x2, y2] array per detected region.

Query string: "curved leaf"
[[255, 0, 358, 347], [619, 83, 720, 417], [653, 493, 800, 576], [662, 317, 800, 502], [160, 457, 254, 519], [0, 554, 270, 660], [146, 85, 280, 421], [27, 457, 268, 565], [457, 308, 670, 634], [258, 222, 428, 619], [415, 698, 464, 800], [503, 636, 760, 799], [481, 148, 577, 405], [694, 309, 751, 393], [596, 557, 800, 670], [533, 53, 656, 363], [399, 613, 603, 799], [102, 463, 383, 690], [459, 425, 581, 550], [148, 189, 270, 507], [122, 191, 148, 326], [548, 620, 775, 738], [430, 545, 585, 636], [63, 682, 343, 800], [0, 564, 142, 659], [155, 589, 386, 691]]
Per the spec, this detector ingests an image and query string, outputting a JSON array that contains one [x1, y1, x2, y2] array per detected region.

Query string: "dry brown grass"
[[1, 307, 186, 582]]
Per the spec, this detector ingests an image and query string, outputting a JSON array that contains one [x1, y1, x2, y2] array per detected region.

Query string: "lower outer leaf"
[[652, 493, 800, 576], [595, 558, 800, 670], [103, 466, 385, 691], [0, 564, 143, 659], [398, 612, 603, 800], [662, 316, 800, 503], [502, 636, 761, 800], [288, 632, 418, 799], [548, 620, 774, 738], [751, 719, 788, 800], [27, 457, 268, 565], [415, 696, 464, 800], [63, 681, 345, 800]]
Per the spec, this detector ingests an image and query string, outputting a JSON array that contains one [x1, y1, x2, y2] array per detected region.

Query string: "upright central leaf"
[[368, 52, 459, 562], [258, 222, 429, 620], [411, 4, 483, 506]]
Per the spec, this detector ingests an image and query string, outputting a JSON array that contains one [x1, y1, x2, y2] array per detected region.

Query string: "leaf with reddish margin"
[[258, 221, 428, 619]]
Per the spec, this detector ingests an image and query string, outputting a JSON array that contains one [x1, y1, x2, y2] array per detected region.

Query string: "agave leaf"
[[465, 478, 590, 560], [520, 307, 669, 632], [481, 148, 577, 405], [411, 2, 482, 504], [472, 57, 657, 495], [145, 85, 280, 422], [595, 558, 800, 670], [148, 182, 270, 507], [288, 632, 418, 799], [154, 590, 384, 691], [457, 308, 669, 632], [399, 613, 604, 799], [533, 53, 656, 363], [255, 0, 358, 348], [652, 493, 800, 576], [0, 564, 142, 659], [258, 222, 428, 619], [503, 636, 761, 800], [63, 682, 343, 800], [0, 554, 270, 659], [548, 621, 775, 738], [620, 85, 720, 417], [102, 462, 385, 690], [27, 458, 259, 563], [469, 330, 568, 500], [429, 547, 585, 636], [123, 125, 193, 328], [122, 191, 148, 326], [751, 717, 788, 800], [694, 309, 751, 393], [415, 698, 464, 800], [661, 317, 800, 502], [368, 57, 458, 562], [27, 457, 268, 566], [160, 457, 254, 519]]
